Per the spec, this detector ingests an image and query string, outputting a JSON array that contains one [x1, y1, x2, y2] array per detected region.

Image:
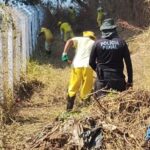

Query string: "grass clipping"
[[27, 89, 150, 150]]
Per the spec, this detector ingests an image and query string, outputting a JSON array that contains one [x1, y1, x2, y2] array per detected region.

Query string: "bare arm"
[[62, 39, 74, 64], [63, 39, 74, 53]]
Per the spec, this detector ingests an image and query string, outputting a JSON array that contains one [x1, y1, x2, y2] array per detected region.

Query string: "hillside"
[[102, 0, 150, 27], [0, 20, 150, 149]]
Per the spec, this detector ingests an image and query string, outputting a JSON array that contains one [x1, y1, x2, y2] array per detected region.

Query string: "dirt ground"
[[0, 21, 150, 149]]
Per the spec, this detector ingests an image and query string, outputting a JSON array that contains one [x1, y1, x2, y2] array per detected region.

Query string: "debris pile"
[[28, 89, 150, 150], [117, 19, 143, 32]]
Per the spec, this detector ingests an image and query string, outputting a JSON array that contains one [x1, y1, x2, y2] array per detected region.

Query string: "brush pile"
[[102, 0, 150, 27], [27, 89, 150, 150], [117, 19, 143, 32]]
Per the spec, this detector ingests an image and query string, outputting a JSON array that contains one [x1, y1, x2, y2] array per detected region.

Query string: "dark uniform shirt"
[[89, 37, 133, 83]]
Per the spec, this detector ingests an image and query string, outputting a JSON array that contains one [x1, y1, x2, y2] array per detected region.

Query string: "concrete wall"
[[0, 3, 45, 102]]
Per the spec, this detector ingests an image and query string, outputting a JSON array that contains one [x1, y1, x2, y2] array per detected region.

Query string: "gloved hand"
[[61, 52, 69, 62]]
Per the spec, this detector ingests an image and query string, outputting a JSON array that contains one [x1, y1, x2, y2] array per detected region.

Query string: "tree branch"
[[74, 0, 88, 9]]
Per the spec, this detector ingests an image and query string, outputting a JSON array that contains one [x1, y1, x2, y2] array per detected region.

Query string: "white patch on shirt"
[[101, 40, 119, 50]]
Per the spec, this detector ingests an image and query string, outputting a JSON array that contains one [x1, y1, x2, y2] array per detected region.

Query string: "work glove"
[[61, 52, 69, 62]]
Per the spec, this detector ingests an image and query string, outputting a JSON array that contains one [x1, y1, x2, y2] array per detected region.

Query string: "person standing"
[[89, 18, 133, 99], [58, 21, 74, 43], [97, 7, 105, 28], [61, 31, 96, 111], [38, 27, 54, 54]]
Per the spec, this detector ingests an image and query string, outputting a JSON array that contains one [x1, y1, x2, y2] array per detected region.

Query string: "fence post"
[[0, 3, 45, 105], [15, 27, 21, 82], [20, 16, 27, 73], [0, 31, 3, 102], [7, 24, 14, 92]]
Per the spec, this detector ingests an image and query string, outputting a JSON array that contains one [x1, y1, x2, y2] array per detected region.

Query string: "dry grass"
[[1, 24, 150, 149], [26, 89, 150, 150], [0, 38, 72, 149], [130, 28, 150, 90]]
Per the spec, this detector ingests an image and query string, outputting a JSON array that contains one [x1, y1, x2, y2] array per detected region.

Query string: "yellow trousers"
[[68, 67, 93, 100]]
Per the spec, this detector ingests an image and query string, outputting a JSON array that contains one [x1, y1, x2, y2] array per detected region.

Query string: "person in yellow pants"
[[68, 68, 93, 99], [97, 7, 105, 27], [58, 21, 74, 42], [61, 31, 96, 111], [38, 27, 54, 54]]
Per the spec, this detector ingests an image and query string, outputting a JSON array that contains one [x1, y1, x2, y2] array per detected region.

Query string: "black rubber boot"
[[66, 95, 75, 111]]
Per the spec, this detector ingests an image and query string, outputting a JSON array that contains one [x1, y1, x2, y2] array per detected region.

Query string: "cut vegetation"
[[0, 23, 150, 149]]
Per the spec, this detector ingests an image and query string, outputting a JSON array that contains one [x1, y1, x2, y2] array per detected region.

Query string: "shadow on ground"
[[15, 116, 40, 125], [14, 79, 44, 102], [32, 25, 142, 68], [32, 36, 75, 69]]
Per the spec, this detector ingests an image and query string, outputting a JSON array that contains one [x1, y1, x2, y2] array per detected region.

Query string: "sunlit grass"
[[2, 25, 150, 149]]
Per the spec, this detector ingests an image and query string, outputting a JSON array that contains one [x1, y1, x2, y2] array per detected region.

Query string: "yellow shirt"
[[97, 11, 104, 26], [40, 28, 53, 41], [60, 22, 73, 33]]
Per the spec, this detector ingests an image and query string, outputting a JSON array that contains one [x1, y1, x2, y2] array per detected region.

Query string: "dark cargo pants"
[[94, 68, 126, 99]]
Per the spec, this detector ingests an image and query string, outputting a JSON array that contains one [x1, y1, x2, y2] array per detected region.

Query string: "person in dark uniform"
[[89, 18, 133, 99]]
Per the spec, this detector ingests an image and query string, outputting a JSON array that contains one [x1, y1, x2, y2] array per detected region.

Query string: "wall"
[[0, 2, 45, 102]]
